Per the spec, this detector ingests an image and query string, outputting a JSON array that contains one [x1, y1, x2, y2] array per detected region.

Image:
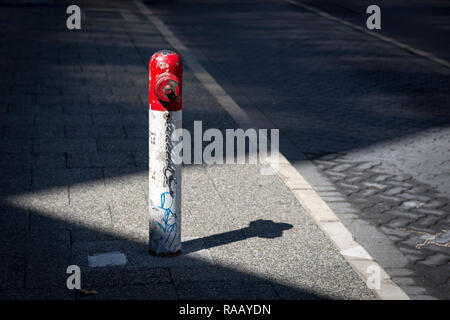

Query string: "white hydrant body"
[[148, 50, 183, 256]]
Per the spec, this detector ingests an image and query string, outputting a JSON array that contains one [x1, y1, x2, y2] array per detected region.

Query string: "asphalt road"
[[147, 0, 450, 299], [0, 0, 378, 300]]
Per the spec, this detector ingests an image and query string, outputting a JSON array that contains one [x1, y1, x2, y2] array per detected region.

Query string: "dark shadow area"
[[0, 202, 327, 300]]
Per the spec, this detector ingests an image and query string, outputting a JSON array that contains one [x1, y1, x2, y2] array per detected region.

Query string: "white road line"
[[135, 0, 409, 300], [285, 0, 450, 70]]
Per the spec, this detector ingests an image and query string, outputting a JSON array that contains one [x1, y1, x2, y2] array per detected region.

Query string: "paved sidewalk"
[[0, 0, 376, 299], [150, 0, 450, 299]]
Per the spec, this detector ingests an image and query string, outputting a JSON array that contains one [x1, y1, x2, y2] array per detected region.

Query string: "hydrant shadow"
[[181, 219, 293, 255]]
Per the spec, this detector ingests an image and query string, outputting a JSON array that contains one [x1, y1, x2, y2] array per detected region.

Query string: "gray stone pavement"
[[149, 0, 450, 299], [0, 0, 376, 299]]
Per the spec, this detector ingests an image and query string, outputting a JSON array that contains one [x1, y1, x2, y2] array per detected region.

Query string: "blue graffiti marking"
[[156, 192, 178, 250]]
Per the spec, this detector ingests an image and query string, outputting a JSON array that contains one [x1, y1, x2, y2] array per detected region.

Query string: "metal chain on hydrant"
[[163, 111, 175, 194]]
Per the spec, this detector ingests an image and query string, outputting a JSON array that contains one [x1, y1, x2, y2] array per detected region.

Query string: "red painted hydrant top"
[[149, 50, 183, 112]]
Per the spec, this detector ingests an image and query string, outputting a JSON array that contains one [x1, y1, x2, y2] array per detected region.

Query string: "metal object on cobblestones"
[[148, 50, 183, 256]]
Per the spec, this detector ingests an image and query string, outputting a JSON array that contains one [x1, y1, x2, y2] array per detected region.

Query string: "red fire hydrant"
[[148, 50, 183, 256]]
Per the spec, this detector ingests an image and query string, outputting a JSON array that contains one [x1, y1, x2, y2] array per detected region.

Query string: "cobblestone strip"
[[310, 153, 450, 299]]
